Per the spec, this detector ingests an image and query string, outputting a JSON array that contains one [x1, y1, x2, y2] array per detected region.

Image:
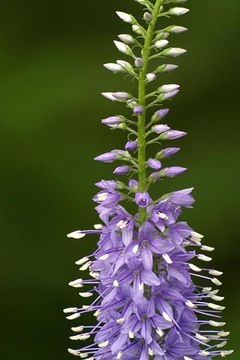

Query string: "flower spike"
[[64, 1, 233, 359]]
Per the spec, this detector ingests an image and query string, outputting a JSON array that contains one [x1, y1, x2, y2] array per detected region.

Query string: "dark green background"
[[0, 0, 239, 359]]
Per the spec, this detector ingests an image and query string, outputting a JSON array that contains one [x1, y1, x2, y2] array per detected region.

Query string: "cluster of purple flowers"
[[64, 0, 232, 359]]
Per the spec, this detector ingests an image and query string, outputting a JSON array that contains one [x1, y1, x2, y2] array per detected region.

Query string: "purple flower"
[[147, 158, 162, 170], [161, 166, 187, 177], [135, 192, 152, 207], [113, 165, 130, 175], [152, 124, 171, 134], [125, 140, 138, 151]]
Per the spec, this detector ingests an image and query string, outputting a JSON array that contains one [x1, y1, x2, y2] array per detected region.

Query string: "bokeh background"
[[0, 0, 239, 358]]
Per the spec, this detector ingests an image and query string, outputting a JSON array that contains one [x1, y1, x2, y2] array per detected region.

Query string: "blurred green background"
[[0, 0, 239, 358]]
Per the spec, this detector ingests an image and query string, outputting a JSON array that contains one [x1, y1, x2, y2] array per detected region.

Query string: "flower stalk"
[[138, 0, 163, 223]]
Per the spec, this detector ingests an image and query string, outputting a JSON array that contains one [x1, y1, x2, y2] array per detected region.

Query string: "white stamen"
[[197, 254, 212, 262], [217, 341, 227, 348], [201, 245, 215, 252], [196, 333, 209, 342], [203, 287, 212, 293], [68, 279, 83, 288], [67, 231, 86, 239], [79, 261, 92, 271], [129, 331, 135, 339], [71, 326, 84, 333], [116, 317, 125, 325], [70, 334, 90, 341], [113, 280, 119, 288], [89, 271, 100, 279], [66, 313, 81, 320], [116, 220, 128, 229], [157, 211, 169, 220], [208, 303, 225, 311], [156, 328, 164, 337], [218, 331, 230, 337], [198, 351, 209, 356], [139, 283, 144, 292], [117, 352, 123, 359], [209, 320, 226, 327], [212, 277, 222, 286], [98, 340, 109, 348], [94, 224, 102, 230], [185, 300, 196, 309], [79, 292, 93, 298], [132, 244, 139, 254], [162, 311, 172, 322], [163, 253, 173, 264], [209, 269, 223, 276], [63, 307, 78, 314], [97, 192, 109, 201], [94, 310, 101, 317], [220, 350, 234, 357], [68, 349, 80, 356], [189, 263, 202, 272], [184, 357, 193, 360], [99, 254, 109, 260], [75, 257, 89, 265], [148, 348, 154, 356]]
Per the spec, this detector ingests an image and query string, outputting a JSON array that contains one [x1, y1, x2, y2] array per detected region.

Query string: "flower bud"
[[168, 7, 190, 16], [143, 12, 152, 22], [113, 166, 130, 175], [164, 25, 188, 34], [102, 92, 130, 101], [117, 60, 135, 75], [101, 116, 123, 126], [152, 124, 171, 134], [135, 192, 152, 208], [162, 47, 187, 57], [135, 57, 144, 68], [161, 90, 180, 100], [156, 64, 179, 73], [159, 84, 180, 93], [132, 24, 145, 35], [156, 147, 181, 159], [116, 11, 135, 24], [133, 105, 144, 115], [160, 166, 187, 178], [155, 39, 169, 49], [125, 140, 138, 151], [94, 152, 118, 163], [160, 130, 187, 140], [114, 41, 133, 56], [147, 158, 162, 170], [118, 34, 135, 44], [104, 63, 122, 73], [128, 179, 138, 190], [146, 73, 157, 82], [151, 109, 169, 123]]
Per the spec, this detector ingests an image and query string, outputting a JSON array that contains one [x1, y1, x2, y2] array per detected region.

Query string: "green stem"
[[138, 0, 163, 223]]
